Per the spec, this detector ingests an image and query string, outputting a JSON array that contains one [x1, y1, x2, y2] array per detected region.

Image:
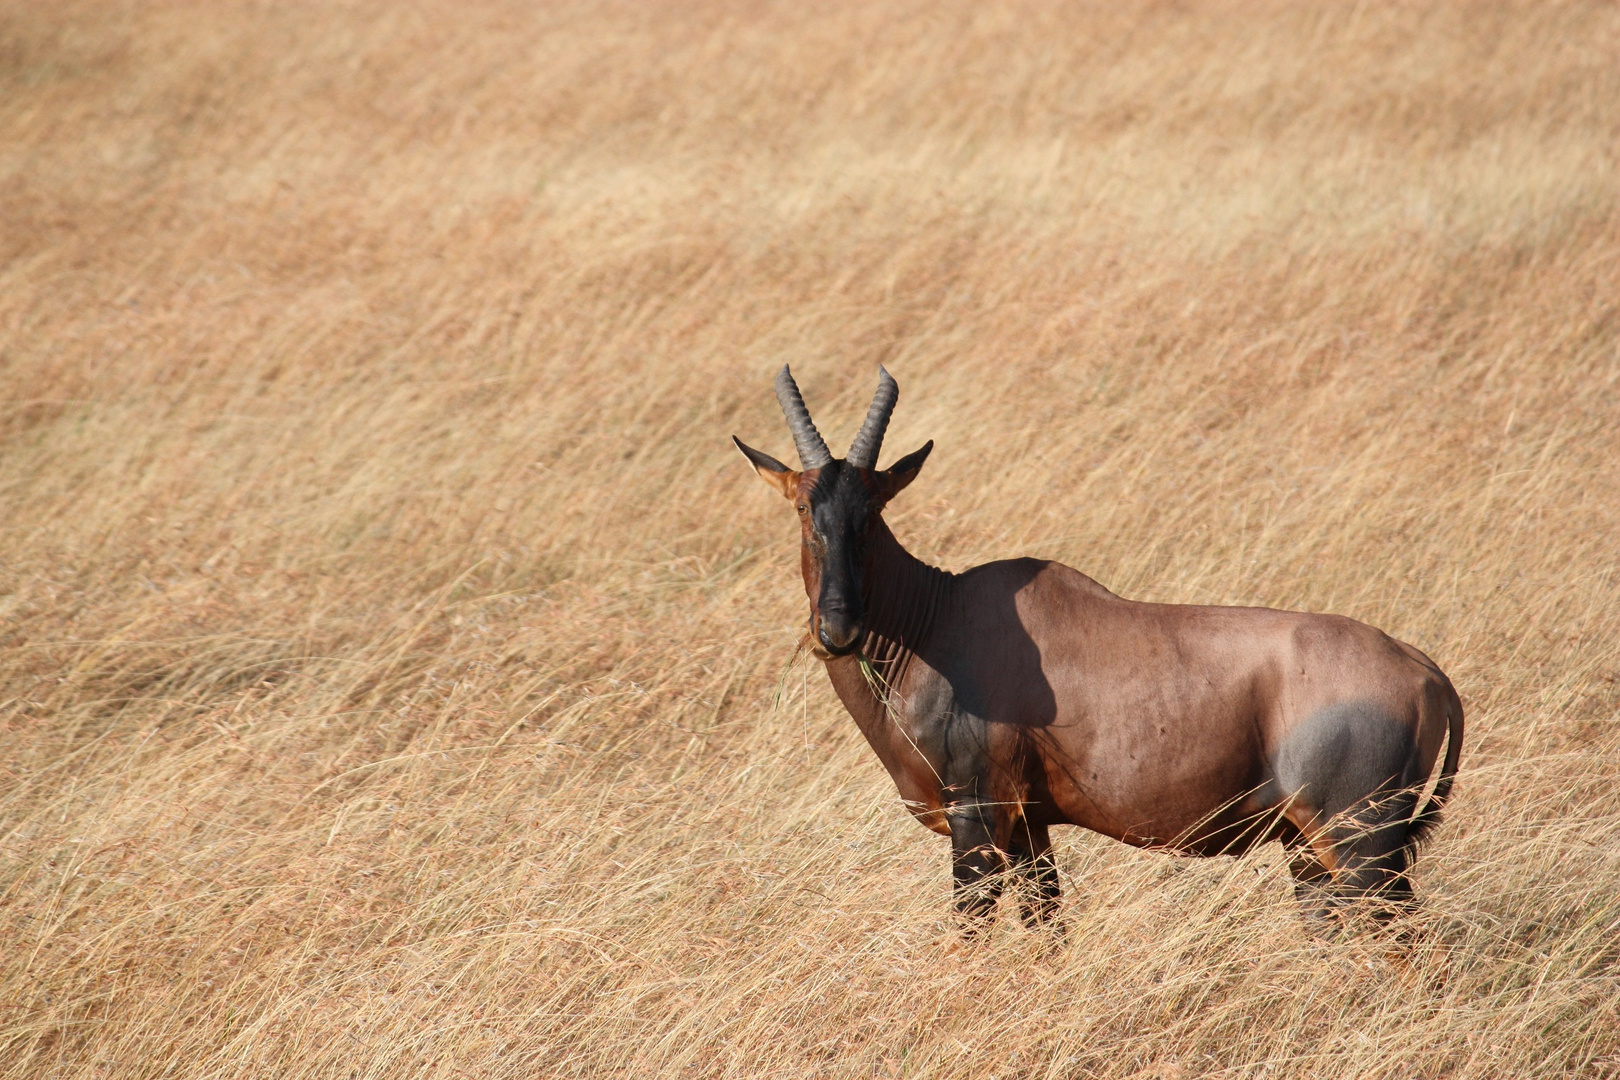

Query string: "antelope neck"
[[855, 521, 949, 680]]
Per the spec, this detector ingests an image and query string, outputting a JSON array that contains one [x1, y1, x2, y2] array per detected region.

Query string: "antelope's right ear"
[[732, 436, 800, 499]]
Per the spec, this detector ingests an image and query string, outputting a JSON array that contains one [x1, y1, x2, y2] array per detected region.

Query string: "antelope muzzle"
[[816, 602, 865, 655]]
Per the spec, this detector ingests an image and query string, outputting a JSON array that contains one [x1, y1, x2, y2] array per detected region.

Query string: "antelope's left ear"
[[733, 436, 800, 499], [875, 440, 933, 502]]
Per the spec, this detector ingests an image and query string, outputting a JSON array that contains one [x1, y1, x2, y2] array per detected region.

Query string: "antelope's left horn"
[[845, 366, 898, 469]]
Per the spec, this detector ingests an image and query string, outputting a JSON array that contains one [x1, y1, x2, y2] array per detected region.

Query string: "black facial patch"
[[805, 460, 872, 549], [805, 459, 876, 638]]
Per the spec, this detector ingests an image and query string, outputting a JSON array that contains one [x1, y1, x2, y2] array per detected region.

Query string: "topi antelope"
[[734, 366, 1462, 935]]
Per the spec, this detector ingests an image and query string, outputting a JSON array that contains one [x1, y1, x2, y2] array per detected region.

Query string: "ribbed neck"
[[855, 520, 949, 690]]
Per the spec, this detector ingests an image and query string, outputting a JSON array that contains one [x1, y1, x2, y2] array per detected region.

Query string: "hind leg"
[[1288, 791, 1419, 927], [1276, 703, 1427, 928], [1327, 791, 1420, 924], [1286, 847, 1338, 931]]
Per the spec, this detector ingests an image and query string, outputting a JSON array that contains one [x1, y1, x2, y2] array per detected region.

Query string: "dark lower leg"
[[949, 801, 1005, 936], [1337, 842, 1416, 925], [1287, 849, 1338, 931], [1008, 821, 1062, 931], [1299, 810, 1419, 929]]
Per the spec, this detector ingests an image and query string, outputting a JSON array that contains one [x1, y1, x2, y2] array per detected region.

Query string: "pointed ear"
[[875, 440, 932, 502], [732, 436, 800, 500]]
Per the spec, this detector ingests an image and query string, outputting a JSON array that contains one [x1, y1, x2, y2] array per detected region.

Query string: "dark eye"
[[796, 505, 808, 515]]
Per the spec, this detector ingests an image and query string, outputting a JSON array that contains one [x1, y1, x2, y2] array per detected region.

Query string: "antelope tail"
[[1407, 691, 1463, 849]]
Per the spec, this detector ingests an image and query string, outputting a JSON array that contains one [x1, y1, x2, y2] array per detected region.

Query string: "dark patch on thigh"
[[1274, 702, 1419, 819]]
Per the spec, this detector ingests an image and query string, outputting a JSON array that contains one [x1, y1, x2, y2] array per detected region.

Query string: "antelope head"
[[734, 366, 932, 656]]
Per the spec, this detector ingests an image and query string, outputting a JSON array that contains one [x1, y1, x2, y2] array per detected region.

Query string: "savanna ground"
[[3, 1, 1619, 1076]]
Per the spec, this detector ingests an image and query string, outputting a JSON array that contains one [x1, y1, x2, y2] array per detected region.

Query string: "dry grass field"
[[3, 1, 1619, 1076]]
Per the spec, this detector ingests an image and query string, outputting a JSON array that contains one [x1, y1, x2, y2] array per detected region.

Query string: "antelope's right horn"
[[774, 365, 833, 469]]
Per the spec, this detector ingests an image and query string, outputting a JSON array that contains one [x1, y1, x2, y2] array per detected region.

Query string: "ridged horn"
[[773, 365, 832, 469], [845, 366, 898, 469]]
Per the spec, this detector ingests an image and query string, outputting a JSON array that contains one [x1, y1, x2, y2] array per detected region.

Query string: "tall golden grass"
[[3, 1, 1618, 1076]]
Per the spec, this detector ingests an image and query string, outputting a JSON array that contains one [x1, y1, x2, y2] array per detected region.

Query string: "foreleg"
[[948, 799, 1006, 937], [1007, 820, 1063, 932]]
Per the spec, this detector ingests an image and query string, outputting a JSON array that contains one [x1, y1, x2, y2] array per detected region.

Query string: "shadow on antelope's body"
[[734, 367, 1463, 937]]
